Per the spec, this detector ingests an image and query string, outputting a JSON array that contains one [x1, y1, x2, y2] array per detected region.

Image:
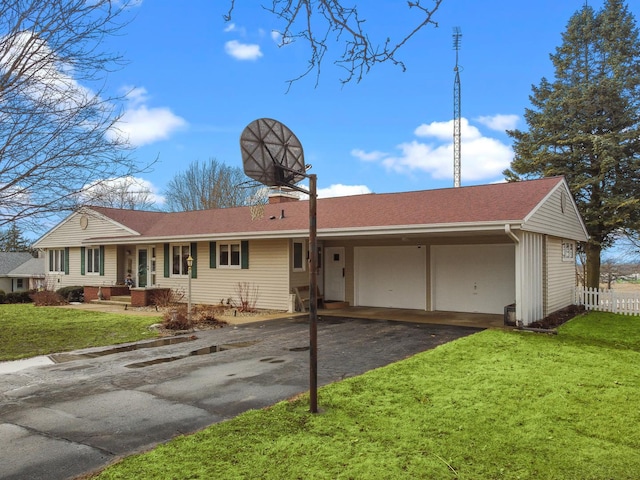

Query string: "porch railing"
[[575, 287, 640, 316]]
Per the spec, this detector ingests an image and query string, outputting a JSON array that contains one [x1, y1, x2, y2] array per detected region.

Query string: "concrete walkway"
[[0, 314, 484, 480]]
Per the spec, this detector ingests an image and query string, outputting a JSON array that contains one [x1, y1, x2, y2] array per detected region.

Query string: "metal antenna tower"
[[453, 27, 462, 188]]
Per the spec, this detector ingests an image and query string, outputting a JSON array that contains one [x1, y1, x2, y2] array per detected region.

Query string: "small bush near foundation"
[[56, 286, 84, 302], [162, 305, 192, 330], [30, 289, 66, 306], [152, 288, 185, 308], [162, 304, 227, 330], [192, 304, 226, 327], [6, 290, 34, 304], [0, 289, 5, 303]]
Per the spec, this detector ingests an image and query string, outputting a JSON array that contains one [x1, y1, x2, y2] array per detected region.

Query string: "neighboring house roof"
[[34, 176, 589, 246], [8, 257, 46, 278], [0, 252, 35, 276]]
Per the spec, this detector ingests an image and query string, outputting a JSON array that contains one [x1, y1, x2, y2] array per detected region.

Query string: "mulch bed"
[[528, 304, 586, 329]]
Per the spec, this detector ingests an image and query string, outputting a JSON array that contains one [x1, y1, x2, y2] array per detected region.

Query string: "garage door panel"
[[355, 246, 426, 309], [432, 245, 515, 314]]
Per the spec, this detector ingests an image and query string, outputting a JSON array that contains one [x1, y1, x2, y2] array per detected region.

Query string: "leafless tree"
[[164, 158, 264, 211], [224, 0, 444, 89], [80, 176, 159, 210], [0, 0, 150, 232]]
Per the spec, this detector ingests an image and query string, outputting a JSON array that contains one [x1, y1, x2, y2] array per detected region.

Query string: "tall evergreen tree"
[[504, 0, 640, 288], [0, 222, 33, 254]]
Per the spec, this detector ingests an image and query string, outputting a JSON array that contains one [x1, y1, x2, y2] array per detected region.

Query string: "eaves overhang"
[[80, 220, 524, 245]]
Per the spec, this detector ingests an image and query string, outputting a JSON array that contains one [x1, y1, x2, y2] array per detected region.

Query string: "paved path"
[[0, 316, 482, 480]]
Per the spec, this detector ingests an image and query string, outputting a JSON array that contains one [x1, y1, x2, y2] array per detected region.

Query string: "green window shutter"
[[241, 240, 249, 269], [64, 248, 69, 274], [190, 242, 197, 279], [80, 247, 85, 276], [163, 243, 170, 278], [209, 242, 216, 268], [49, 250, 53, 271], [99, 246, 105, 276]]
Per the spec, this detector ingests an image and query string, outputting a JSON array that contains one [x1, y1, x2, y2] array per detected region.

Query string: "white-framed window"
[[49, 249, 65, 273], [292, 239, 306, 272], [16, 279, 24, 289], [219, 242, 241, 268], [171, 244, 191, 276], [86, 246, 101, 274], [562, 240, 575, 262]]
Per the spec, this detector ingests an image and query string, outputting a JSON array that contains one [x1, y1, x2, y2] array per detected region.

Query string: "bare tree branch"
[[0, 0, 152, 232], [225, 0, 443, 89], [164, 158, 264, 212]]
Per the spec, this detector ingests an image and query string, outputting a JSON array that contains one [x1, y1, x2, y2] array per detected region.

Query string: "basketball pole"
[[239, 118, 318, 414], [308, 173, 318, 413]]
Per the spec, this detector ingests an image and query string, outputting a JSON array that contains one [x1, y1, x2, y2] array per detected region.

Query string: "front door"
[[324, 247, 345, 301], [137, 249, 148, 288]]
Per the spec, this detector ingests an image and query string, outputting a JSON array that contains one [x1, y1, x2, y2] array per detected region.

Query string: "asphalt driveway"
[[0, 315, 483, 480]]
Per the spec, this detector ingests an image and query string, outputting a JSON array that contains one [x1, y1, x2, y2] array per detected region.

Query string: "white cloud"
[[476, 114, 519, 131], [294, 183, 372, 200], [224, 40, 263, 61], [318, 184, 372, 198], [353, 117, 514, 183], [81, 176, 165, 206], [109, 87, 187, 147], [351, 149, 387, 162], [271, 30, 293, 46], [0, 31, 98, 115], [224, 23, 237, 32]]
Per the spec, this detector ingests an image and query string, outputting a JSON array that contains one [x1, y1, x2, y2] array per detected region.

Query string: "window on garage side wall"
[[292, 239, 306, 272]]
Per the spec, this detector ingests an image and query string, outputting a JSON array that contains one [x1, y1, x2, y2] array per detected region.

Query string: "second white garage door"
[[431, 244, 515, 314], [354, 246, 427, 309]]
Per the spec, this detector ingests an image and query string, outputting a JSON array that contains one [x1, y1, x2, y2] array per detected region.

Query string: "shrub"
[[5, 290, 34, 304], [0, 289, 5, 304], [161, 304, 227, 330], [56, 286, 84, 303], [151, 288, 185, 308], [31, 290, 67, 306], [192, 304, 226, 326], [162, 305, 192, 330], [233, 282, 259, 312]]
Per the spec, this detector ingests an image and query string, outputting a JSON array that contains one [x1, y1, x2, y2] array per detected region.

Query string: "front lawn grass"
[[0, 304, 161, 361], [94, 312, 640, 480]]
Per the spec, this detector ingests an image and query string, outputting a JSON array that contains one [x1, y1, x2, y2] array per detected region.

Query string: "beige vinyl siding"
[[524, 185, 588, 242], [45, 245, 119, 289], [545, 236, 576, 316], [160, 239, 291, 311], [37, 211, 135, 248]]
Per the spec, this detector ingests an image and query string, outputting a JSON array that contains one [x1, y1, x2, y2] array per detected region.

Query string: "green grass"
[[94, 311, 640, 480], [0, 304, 161, 361]]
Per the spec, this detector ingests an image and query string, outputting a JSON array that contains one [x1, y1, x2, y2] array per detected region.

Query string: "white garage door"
[[432, 244, 515, 314], [355, 246, 427, 309]]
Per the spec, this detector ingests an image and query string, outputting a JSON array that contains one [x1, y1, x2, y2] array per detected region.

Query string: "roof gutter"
[[505, 224, 519, 244]]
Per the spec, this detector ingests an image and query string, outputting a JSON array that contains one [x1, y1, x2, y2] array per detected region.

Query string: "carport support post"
[[309, 173, 319, 414]]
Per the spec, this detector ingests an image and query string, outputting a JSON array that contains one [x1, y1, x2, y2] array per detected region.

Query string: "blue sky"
[[99, 0, 639, 205]]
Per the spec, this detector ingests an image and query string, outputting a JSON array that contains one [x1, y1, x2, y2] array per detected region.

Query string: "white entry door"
[[324, 247, 345, 301]]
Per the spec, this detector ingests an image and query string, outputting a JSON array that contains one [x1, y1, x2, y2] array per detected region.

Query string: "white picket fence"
[[575, 287, 640, 316]]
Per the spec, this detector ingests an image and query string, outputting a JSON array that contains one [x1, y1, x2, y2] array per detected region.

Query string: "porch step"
[[91, 295, 131, 306]]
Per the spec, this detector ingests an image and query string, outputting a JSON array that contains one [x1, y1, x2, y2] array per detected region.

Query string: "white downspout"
[[505, 225, 521, 326], [505, 224, 519, 244]]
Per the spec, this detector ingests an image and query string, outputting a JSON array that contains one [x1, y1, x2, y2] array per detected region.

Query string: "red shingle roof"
[[89, 177, 564, 239]]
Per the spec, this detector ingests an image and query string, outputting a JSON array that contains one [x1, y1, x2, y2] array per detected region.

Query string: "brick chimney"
[[268, 191, 300, 204]]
